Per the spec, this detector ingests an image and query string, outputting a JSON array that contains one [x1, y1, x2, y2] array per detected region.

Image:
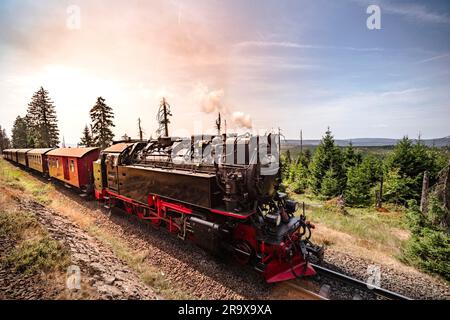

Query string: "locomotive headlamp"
[[265, 212, 281, 227], [285, 200, 298, 214]]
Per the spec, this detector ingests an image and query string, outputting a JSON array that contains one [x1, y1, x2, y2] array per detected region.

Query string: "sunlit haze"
[[1, 0, 449, 145]]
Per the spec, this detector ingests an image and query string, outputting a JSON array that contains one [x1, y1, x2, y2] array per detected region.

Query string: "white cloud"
[[351, 0, 450, 24], [233, 41, 384, 52]]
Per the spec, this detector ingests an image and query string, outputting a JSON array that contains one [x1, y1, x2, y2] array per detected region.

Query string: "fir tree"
[[11, 116, 30, 148], [290, 161, 309, 194], [320, 168, 340, 198], [0, 126, 11, 151], [345, 164, 373, 206], [90, 97, 115, 149], [385, 136, 438, 203], [26, 87, 60, 147], [343, 142, 362, 171], [79, 125, 93, 147], [309, 128, 345, 197], [285, 149, 292, 165]]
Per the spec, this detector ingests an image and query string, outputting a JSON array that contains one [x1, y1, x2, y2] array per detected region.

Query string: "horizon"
[[1, 0, 449, 145]]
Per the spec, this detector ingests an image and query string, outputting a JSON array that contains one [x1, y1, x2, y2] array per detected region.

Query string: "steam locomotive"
[[3, 116, 323, 284]]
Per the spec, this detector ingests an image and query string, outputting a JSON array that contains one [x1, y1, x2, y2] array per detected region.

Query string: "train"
[[2, 131, 323, 283]]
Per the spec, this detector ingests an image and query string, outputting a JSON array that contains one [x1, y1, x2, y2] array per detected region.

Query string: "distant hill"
[[283, 136, 450, 147]]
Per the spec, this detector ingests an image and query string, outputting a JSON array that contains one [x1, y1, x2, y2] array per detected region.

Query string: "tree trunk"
[[420, 171, 429, 215], [376, 175, 383, 208]]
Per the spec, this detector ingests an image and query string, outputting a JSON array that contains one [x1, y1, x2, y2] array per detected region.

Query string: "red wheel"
[[234, 241, 253, 265]]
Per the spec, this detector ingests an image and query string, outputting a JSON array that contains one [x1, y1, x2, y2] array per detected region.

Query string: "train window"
[[70, 160, 75, 172]]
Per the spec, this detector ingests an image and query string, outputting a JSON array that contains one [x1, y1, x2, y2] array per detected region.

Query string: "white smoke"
[[194, 84, 227, 114], [193, 83, 252, 129], [232, 111, 252, 129]]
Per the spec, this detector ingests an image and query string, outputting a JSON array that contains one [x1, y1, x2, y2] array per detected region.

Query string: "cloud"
[[233, 41, 384, 52], [351, 0, 450, 24], [382, 2, 450, 24], [416, 53, 450, 64]]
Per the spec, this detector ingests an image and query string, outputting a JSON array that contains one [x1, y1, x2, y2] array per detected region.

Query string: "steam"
[[232, 111, 252, 129], [198, 87, 227, 114], [194, 83, 252, 129]]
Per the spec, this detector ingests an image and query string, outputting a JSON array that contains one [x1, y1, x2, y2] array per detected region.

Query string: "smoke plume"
[[232, 111, 252, 129], [194, 83, 252, 129]]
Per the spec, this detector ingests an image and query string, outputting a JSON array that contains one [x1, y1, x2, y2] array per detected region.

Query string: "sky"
[[0, 0, 449, 144]]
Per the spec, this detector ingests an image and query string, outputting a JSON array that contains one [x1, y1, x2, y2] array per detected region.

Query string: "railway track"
[[310, 263, 412, 300]]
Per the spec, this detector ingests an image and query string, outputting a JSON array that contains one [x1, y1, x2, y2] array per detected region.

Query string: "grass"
[[0, 194, 70, 275], [4, 237, 70, 274], [290, 192, 410, 257], [0, 159, 54, 205]]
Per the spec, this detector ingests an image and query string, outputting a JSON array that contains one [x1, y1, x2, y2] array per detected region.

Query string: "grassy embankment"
[[291, 191, 410, 265], [0, 158, 189, 299]]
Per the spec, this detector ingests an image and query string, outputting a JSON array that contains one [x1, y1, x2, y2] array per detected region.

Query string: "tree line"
[[282, 128, 450, 280], [283, 128, 448, 207], [8, 87, 116, 149]]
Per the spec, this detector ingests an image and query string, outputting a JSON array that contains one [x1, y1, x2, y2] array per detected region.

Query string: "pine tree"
[[79, 125, 93, 147], [90, 97, 115, 149], [285, 149, 292, 165], [0, 126, 10, 151], [290, 161, 309, 194], [26, 87, 60, 147], [345, 164, 373, 206], [385, 136, 438, 203], [11, 116, 30, 148], [343, 142, 362, 171], [320, 168, 340, 198], [309, 128, 345, 197]]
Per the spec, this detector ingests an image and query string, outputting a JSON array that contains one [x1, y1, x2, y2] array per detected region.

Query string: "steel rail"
[[310, 263, 412, 300]]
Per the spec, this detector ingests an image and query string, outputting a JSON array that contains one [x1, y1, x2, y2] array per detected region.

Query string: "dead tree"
[[376, 175, 384, 209], [138, 118, 144, 141], [420, 171, 429, 215]]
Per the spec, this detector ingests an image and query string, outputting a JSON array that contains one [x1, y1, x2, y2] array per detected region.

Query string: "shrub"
[[402, 200, 450, 280]]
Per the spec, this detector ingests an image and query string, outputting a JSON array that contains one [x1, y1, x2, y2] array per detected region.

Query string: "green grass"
[[0, 204, 70, 275], [0, 208, 40, 238], [0, 159, 54, 205], [4, 236, 70, 274], [290, 192, 409, 251]]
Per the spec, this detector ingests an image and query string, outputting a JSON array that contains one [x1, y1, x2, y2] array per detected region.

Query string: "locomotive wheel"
[[233, 241, 253, 265]]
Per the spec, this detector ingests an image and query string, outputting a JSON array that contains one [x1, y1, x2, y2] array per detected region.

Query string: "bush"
[[402, 200, 450, 281]]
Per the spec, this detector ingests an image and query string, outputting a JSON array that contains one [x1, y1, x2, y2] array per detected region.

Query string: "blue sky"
[[0, 0, 449, 143]]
